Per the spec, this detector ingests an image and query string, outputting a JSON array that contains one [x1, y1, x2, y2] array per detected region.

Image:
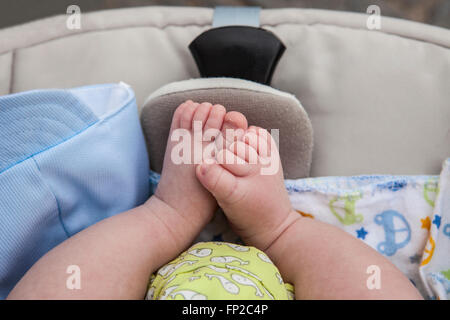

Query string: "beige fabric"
[[141, 78, 313, 179], [0, 52, 12, 95], [0, 6, 449, 176]]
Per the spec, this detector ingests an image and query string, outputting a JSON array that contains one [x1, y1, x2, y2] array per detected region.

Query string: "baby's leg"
[[7, 200, 180, 299], [7, 101, 248, 299], [196, 126, 422, 299], [266, 216, 423, 299]]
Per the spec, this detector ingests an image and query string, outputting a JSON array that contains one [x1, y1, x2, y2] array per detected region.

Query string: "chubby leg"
[[7, 101, 248, 299], [196, 126, 422, 299]]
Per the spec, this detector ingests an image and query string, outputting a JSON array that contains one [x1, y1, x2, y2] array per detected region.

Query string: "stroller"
[[0, 6, 449, 299]]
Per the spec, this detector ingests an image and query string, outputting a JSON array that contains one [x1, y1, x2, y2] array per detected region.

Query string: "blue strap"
[[212, 6, 261, 28]]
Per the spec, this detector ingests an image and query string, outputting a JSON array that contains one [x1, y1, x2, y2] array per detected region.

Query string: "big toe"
[[223, 111, 248, 133], [171, 100, 200, 130], [218, 111, 248, 149], [196, 161, 238, 203], [203, 104, 227, 132]]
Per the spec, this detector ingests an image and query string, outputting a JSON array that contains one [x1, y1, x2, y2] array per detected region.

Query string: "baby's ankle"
[[263, 210, 303, 256], [240, 208, 301, 253], [143, 195, 212, 246], [141, 196, 195, 250]]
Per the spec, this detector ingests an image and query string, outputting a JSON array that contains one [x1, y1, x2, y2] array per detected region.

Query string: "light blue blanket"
[[0, 83, 149, 298]]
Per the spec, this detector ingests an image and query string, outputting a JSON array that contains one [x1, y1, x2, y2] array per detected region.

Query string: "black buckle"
[[189, 26, 285, 85]]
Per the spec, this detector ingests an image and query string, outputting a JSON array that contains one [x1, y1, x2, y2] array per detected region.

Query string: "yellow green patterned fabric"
[[146, 242, 294, 300]]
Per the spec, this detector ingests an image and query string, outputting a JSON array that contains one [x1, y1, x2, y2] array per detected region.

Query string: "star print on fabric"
[[432, 215, 441, 229], [212, 234, 223, 242], [409, 254, 422, 264], [421, 217, 431, 231], [356, 227, 368, 240]]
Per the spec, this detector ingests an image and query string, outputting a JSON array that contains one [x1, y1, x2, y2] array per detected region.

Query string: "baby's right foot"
[[195, 126, 300, 250]]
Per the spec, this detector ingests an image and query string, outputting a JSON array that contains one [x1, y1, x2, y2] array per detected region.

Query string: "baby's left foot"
[[153, 100, 248, 235], [195, 126, 299, 250]]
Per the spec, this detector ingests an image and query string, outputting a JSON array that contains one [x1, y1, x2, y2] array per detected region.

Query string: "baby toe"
[[248, 126, 274, 157], [223, 111, 248, 132], [216, 148, 253, 177], [242, 130, 259, 153], [179, 101, 199, 130], [192, 102, 213, 131], [203, 104, 226, 144], [229, 140, 259, 165], [221, 111, 248, 144], [196, 161, 238, 202], [171, 100, 192, 130], [204, 104, 226, 131]]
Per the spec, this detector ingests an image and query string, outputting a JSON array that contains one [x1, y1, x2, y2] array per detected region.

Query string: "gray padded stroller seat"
[[1, 6, 449, 177]]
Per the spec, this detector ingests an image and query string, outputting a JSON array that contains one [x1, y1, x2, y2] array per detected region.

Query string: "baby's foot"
[[195, 126, 297, 250], [154, 100, 248, 233]]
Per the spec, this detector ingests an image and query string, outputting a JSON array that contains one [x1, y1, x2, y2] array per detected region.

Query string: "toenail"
[[200, 163, 209, 175], [224, 117, 237, 128]]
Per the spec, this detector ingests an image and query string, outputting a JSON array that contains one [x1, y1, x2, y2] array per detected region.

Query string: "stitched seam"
[[31, 157, 71, 238], [261, 22, 450, 50], [0, 89, 135, 176], [154, 87, 298, 101], [0, 119, 98, 175], [1, 19, 449, 56], [4, 95, 136, 237], [0, 23, 212, 55]]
